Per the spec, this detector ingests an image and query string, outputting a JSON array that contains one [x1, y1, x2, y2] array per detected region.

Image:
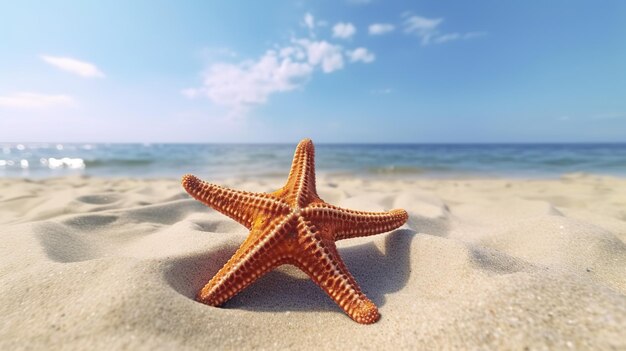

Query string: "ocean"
[[1, 143, 625, 179]]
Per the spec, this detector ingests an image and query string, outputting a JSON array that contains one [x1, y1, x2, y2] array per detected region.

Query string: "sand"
[[1, 174, 625, 350]]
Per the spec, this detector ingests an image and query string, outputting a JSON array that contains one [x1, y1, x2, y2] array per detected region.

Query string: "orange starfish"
[[181, 138, 408, 324]]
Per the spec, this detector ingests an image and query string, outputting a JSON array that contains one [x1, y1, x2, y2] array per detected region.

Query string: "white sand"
[[1, 174, 625, 350]]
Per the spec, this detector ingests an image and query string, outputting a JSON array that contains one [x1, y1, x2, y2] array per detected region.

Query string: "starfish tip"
[[393, 208, 409, 223], [181, 174, 199, 190], [297, 138, 314, 150], [352, 299, 381, 324]]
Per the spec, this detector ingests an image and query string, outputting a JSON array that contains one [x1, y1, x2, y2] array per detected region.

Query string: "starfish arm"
[[182, 174, 290, 229], [294, 217, 380, 324], [305, 204, 408, 241], [197, 215, 295, 306], [281, 138, 318, 207]]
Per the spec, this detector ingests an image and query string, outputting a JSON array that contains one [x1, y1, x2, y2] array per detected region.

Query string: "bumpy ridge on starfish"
[[182, 138, 408, 324], [305, 204, 409, 241], [182, 174, 290, 229]]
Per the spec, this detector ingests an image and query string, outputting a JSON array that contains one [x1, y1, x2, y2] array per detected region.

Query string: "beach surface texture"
[[1, 174, 625, 350]]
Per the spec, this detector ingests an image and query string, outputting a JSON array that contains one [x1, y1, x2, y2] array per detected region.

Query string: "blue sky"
[[0, 0, 625, 143]]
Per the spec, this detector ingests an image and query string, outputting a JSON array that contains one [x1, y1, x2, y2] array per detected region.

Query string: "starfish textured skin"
[[181, 138, 408, 324]]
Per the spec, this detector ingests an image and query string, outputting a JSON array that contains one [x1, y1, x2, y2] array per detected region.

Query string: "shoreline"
[[3, 169, 626, 182]]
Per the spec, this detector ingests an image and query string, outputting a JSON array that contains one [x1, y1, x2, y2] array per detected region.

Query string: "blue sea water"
[[1, 143, 625, 179]]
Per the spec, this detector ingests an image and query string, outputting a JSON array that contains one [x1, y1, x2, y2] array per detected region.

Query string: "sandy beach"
[[1, 174, 625, 350]]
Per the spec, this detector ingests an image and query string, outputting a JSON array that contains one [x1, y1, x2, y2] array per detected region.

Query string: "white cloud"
[[279, 46, 305, 60], [403, 15, 443, 45], [304, 13, 315, 30], [0, 92, 76, 108], [184, 51, 313, 110], [332, 22, 356, 39], [41, 55, 105, 78], [348, 47, 375, 63], [368, 23, 395, 35], [297, 39, 344, 72], [184, 39, 348, 113], [184, 14, 380, 116]]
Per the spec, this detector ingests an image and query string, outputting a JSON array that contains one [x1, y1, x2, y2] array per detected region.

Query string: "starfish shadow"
[[164, 229, 417, 314]]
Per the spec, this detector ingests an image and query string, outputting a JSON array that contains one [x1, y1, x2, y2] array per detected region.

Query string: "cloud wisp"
[[368, 23, 395, 35], [348, 48, 375, 63], [403, 14, 485, 45], [0, 92, 76, 109], [41, 55, 105, 78], [403, 15, 443, 45], [303, 12, 315, 30], [433, 31, 487, 44]]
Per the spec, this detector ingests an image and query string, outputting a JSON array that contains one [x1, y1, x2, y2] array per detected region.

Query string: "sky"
[[0, 0, 625, 143]]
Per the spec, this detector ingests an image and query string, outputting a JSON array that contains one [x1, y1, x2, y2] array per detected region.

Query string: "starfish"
[[181, 138, 408, 324]]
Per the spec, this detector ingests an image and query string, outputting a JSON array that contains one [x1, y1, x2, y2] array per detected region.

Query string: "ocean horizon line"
[[3, 141, 626, 146], [2, 142, 626, 179]]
